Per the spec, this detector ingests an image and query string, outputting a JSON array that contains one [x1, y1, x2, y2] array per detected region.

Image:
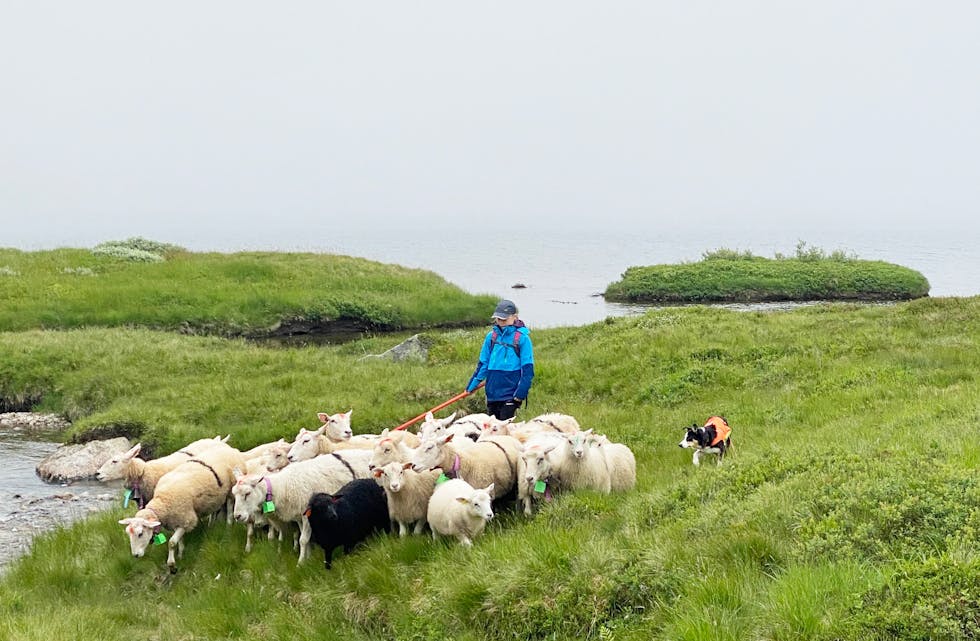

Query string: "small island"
[[604, 243, 930, 303]]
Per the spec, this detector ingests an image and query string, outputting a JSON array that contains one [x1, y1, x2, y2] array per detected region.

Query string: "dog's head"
[[678, 424, 708, 450]]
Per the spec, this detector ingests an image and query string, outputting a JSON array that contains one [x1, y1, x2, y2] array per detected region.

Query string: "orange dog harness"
[[704, 416, 731, 446]]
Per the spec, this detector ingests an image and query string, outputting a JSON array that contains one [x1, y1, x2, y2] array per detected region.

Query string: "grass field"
[[1, 295, 978, 640], [0, 241, 496, 335]]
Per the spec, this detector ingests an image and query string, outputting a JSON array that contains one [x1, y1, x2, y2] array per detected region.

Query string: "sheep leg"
[[398, 521, 408, 538], [226, 496, 235, 525], [297, 517, 312, 564], [245, 521, 254, 553], [413, 520, 426, 535], [167, 527, 187, 572], [456, 534, 473, 546]]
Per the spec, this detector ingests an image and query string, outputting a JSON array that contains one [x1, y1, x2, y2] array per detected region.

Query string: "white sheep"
[[245, 439, 292, 475], [372, 461, 441, 537], [554, 429, 611, 493], [369, 432, 418, 471], [117, 442, 246, 572], [231, 449, 373, 562], [286, 426, 376, 462], [426, 478, 494, 546], [527, 413, 581, 434], [409, 433, 520, 499], [97, 435, 229, 506], [417, 411, 461, 441], [591, 434, 636, 492]]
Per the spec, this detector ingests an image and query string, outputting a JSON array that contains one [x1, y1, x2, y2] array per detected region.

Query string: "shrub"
[[92, 237, 185, 262]]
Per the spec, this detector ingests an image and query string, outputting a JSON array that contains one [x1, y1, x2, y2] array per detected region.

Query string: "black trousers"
[[487, 399, 522, 420]]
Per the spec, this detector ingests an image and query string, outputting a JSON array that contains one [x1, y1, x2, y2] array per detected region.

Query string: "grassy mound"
[[1, 296, 978, 639], [604, 244, 930, 303], [0, 239, 496, 335]]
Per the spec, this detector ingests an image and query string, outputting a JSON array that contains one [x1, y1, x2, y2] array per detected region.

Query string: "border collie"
[[678, 416, 732, 466]]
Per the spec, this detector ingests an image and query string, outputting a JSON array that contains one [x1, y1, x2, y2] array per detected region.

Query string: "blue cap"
[[491, 299, 518, 319]]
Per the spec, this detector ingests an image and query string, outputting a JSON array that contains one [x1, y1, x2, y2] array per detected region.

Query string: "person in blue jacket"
[[465, 299, 534, 420]]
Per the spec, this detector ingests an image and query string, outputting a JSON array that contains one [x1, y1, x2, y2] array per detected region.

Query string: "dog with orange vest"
[[678, 416, 733, 466]]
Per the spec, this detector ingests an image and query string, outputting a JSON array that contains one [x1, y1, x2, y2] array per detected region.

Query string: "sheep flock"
[[100, 409, 636, 572]]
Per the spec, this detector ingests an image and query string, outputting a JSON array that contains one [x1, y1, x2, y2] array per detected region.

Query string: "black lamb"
[[305, 478, 391, 570]]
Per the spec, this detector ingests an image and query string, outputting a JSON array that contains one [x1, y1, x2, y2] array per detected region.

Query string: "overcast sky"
[[1, 1, 978, 248]]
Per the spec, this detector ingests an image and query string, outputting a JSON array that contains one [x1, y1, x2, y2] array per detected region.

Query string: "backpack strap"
[[490, 326, 522, 359]]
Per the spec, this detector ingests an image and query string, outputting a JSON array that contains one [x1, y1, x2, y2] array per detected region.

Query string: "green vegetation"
[[605, 242, 931, 303], [0, 240, 496, 335], [1, 295, 979, 640]]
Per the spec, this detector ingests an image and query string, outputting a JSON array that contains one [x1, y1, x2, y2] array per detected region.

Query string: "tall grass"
[[0, 296, 978, 639], [0, 245, 496, 334]]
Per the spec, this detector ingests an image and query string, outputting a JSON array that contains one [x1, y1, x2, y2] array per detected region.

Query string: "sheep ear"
[[402, 462, 413, 470], [443, 412, 457, 426], [455, 497, 469, 504], [380, 428, 390, 437], [542, 443, 557, 455], [345, 409, 353, 417], [583, 428, 593, 436], [425, 412, 435, 421], [314, 426, 326, 436], [372, 468, 384, 478], [124, 444, 141, 459], [277, 438, 287, 444], [233, 468, 244, 482], [118, 518, 133, 525], [484, 483, 494, 494], [221, 434, 231, 443], [146, 520, 161, 529], [317, 413, 329, 423]]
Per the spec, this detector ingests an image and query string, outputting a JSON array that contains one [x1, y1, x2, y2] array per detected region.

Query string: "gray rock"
[[0, 412, 71, 432], [359, 334, 429, 363], [35, 437, 133, 484]]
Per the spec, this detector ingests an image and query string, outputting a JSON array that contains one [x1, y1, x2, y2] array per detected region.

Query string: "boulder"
[[359, 334, 429, 363], [35, 437, 133, 484]]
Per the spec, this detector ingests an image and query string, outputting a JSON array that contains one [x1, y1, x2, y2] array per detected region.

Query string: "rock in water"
[[35, 437, 133, 484]]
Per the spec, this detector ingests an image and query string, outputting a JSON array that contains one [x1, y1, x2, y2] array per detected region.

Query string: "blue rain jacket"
[[465, 323, 534, 402]]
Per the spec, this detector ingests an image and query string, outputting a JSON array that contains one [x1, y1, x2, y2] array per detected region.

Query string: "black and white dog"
[[678, 416, 732, 466]]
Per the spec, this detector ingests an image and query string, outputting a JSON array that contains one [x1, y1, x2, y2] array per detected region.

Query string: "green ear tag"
[[534, 480, 547, 494], [437, 473, 449, 484], [262, 500, 276, 514], [123, 489, 132, 508], [152, 533, 167, 545]]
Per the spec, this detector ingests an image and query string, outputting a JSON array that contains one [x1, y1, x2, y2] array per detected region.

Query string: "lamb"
[[305, 479, 390, 569], [409, 433, 520, 499], [590, 434, 636, 492], [516, 434, 567, 516], [117, 442, 246, 572], [97, 435, 229, 507], [426, 478, 494, 546], [231, 449, 373, 561], [372, 462, 441, 537]]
